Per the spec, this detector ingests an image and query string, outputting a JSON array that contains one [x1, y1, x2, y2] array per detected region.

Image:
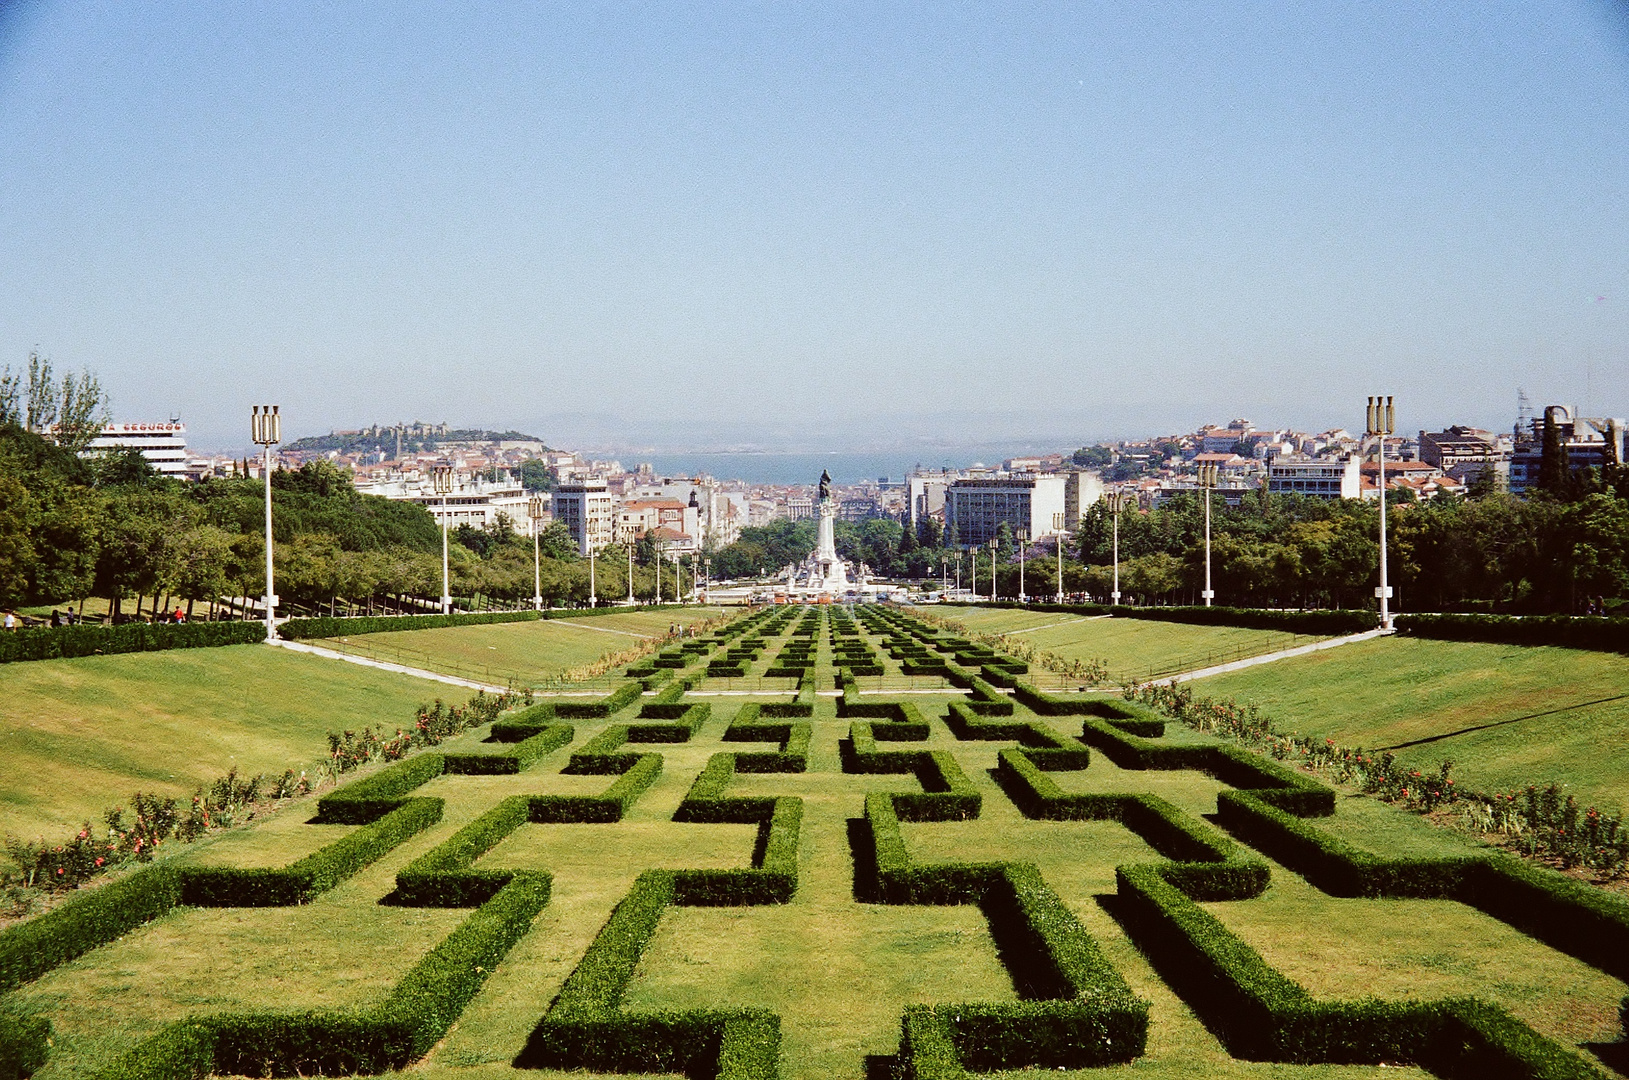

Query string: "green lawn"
[[929, 604, 1324, 683], [0, 645, 442, 838], [6, 607, 1626, 1080], [313, 606, 726, 688], [1195, 636, 1629, 811]]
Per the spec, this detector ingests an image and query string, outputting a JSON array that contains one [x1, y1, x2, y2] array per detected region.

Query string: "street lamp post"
[[1053, 513, 1066, 603], [432, 466, 454, 614], [627, 543, 635, 605], [654, 542, 662, 604], [954, 552, 962, 596], [1366, 395, 1395, 629], [1197, 464, 1218, 607], [1106, 490, 1131, 605], [528, 495, 545, 611], [1017, 528, 1028, 603], [250, 405, 281, 642], [970, 547, 977, 600], [588, 545, 597, 608], [989, 540, 998, 602]]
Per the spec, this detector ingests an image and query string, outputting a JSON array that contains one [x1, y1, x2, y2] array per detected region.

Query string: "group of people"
[[0, 607, 187, 629]]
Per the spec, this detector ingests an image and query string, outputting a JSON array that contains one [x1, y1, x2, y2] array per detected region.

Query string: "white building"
[[355, 472, 533, 530], [82, 421, 193, 477], [945, 474, 1067, 548], [553, 479, 616, 554], [1266, 456, 1361, 500]]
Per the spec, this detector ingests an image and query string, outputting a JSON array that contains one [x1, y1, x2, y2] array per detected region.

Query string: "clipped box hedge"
[[1396, 612, 1629, 652], [0, 620, 268, 664]]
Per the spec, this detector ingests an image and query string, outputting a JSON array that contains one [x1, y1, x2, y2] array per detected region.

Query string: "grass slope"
[[932, 605, 1322, 682], [314, 606, 725, 688], [0, 645, 441, 837], [1196, 636, 1629, 811]]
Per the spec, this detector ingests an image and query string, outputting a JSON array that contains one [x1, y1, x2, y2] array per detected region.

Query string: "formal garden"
[[2, 603, 1627, 1080]]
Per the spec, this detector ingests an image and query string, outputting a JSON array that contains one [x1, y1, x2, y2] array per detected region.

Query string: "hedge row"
[[279, 609, 541, 640], [0, 620, 268, 664], [859, 798, 1151, 1074], [1011, 684, 1165, 735], [532, 754, 663, 823], [396, 796, 534, 906], [963, 600, 1378, 636], [317, 752, 449, 823], [178, 796, 443, 907], [1396, 613, 1629, 653], [1079, 718, 1335, 817], [1114, 864, 1600, 1077], [841, 726, 980, 821], [0, 862, 183, 993], [670, 754, 803, 904], [443, 723, 573, 775], [553, 680, 643, 718], [516, 870, 782, 1079], [943, 701, 1091, 770], [0, 1005, 48, 1080], [93, 874, 551, 1080], [723, 709, 811, 772], [1216, 790, 1629, 980]]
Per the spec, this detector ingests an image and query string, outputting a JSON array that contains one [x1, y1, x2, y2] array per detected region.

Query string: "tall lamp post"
[[250, 405, 281, 642], [1106, 490, 1133, 605], [1366, 395, 1395, 629], [432, 466, 454, 614], [528, 495, 545, 611], [1016, 528, 1028, 603], [1053, 513, 1066, 603], [1197, 464, 1218, 607], [970, 547, 977, 600], [989, 539, 998, 602], [588, 545, 597, 608]]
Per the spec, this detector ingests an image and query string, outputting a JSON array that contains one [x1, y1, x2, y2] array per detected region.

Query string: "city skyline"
[[2, 3, 1626, 452]]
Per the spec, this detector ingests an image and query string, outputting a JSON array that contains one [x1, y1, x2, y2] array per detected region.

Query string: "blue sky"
[[1, 2, 1627, 453]]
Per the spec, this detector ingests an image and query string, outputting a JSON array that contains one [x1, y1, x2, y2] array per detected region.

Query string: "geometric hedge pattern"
[[1, 603, 1624, 1079]]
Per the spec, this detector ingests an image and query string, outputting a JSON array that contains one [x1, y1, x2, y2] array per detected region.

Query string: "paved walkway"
[[546, 619, 657, 639], [271, 639, 603, 696], [1152, 628, 1391, 685]]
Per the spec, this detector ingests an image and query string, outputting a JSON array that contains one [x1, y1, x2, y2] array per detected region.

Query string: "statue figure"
[[818, 469, 833, 502]]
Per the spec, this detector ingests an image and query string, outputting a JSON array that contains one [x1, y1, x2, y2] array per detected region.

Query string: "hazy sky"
[[2, 2, 1627, 453]]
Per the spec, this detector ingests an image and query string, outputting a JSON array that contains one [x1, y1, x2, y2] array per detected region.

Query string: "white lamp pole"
[[528, 495, 544, 611], [627, 543, 635, 605], [654, 542, 662, 604], [250, 405, 281, 642], [1199, 464, 1218, 607], [970, 547, 977, 599], [989, 540, 998, 601], [1366, 395, 1395, 629], [1053, 513, 1065, 603], [432, 465, 454, 614], [588, 546, 597, 607], [1017, 528, 1027, 602], [1109, 490, 1125, 606]]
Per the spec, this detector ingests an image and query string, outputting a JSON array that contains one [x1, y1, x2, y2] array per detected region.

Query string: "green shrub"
[[178, 797, 443, 906], [0, 863, 182, 993], [280, 610, 541, 640], [530, 754, 662, 823], [444, 724, 572, 774], [396, 796, 533, 906], [555, 681, 643, 718], [1397, 612, 1629, 652], [0, 1004, 48, 1080], [0, 620, 268, 664], [317, 753, 447, 823]]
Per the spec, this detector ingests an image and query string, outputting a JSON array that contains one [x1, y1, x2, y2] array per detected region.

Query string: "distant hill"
[[286, 426, 550, 456]]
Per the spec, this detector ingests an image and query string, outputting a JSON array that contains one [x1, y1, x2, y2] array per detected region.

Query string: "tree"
[[1072, 446, 1112, 468], [1539, 409, 1568, 494], [3, 351, 109, 452], [537, 521, 577, 560], [519, 459, 556, 492]]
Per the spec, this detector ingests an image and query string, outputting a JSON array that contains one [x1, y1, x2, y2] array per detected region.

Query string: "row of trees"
[[0, 423, 694, 618], [705, 470, 1629, 614]]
